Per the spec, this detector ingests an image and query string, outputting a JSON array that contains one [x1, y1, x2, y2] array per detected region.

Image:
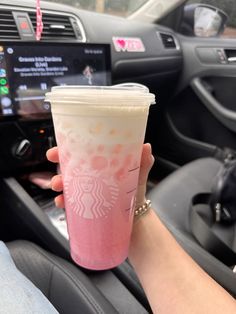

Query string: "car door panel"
[[157, 35, 236, 167], [177, 36, 236, 91]]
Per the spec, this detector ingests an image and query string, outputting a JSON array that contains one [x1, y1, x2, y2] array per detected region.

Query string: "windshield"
[[46, 0, 148, 16], [44, 0, 184, 21]]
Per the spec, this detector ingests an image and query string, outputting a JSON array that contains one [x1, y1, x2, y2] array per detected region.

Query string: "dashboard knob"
[[13, 139, 32, 159]]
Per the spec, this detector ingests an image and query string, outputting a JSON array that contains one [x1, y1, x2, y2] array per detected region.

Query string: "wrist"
[[134, 199, 152, 221], [129, 208, 156, 258]]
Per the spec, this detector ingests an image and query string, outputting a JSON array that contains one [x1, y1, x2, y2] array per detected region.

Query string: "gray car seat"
[[148, 157, 236, 296], [6, 240, 119, 314], [7, 240, 151, 314]]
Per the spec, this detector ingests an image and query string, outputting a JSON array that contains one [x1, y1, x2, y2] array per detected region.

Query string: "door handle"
[[228, 57, 236, 63]]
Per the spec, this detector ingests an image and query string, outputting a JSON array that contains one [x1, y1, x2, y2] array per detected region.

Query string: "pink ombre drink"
[[46, 85, 155, 270]]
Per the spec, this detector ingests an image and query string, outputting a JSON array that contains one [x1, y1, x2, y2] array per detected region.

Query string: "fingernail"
[[146, 143, 152, 153], [51, 177, 56, 191], [55, 196, 59, 207]]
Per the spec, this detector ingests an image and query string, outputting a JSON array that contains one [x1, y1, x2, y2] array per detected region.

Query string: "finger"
[[51, 174, 63, 192], [138, 143, 154, 186], [55, 194, 65, 208], [46, 147, 59, 163], [136, 143, 154, 207]]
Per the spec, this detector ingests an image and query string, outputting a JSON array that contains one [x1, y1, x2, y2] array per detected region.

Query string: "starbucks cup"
[[45, 84, 155, 270]]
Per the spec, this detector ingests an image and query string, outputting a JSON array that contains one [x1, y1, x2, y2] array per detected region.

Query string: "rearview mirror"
[[180, 4, 228, 37]]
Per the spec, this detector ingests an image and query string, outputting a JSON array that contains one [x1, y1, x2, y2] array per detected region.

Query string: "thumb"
[[136, 143, 154, 208]]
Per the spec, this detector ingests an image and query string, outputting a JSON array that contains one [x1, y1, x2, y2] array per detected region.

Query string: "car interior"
[[0, 0, 236, 312]]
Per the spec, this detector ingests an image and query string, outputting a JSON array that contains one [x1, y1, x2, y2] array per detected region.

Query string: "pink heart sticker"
[[117, 39, 126, 48]]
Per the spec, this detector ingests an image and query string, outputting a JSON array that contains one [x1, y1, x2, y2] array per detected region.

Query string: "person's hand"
[[46, 143, 154, 209]]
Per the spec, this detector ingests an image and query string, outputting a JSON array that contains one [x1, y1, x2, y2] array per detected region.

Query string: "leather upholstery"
[[148, 158, 236, 296], [7, 240, 118, 314], [149, 157, 221, 233]]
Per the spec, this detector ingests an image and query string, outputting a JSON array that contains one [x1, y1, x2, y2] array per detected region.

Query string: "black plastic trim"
[[0, 177, 71, 259], [167, 113, 219, 154], [191, 77, 236, 132]]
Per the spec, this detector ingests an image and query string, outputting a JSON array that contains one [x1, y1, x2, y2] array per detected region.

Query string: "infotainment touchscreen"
[[0, 42, 111, 119]]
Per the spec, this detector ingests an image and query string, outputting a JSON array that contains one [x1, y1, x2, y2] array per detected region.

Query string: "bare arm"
[[129, 209, 236, 313], [47, 144, 236, 314]]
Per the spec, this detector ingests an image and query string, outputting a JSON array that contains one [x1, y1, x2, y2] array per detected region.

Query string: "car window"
[[44, 0, 185, 22], [187, 0, 236, 37], [45, 0, 148, 17]]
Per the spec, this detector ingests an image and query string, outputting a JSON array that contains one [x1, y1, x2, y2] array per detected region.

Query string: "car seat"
[[147, 157, 236, 296], [6, 240, 119, 314], [7, 240, 151, 313]]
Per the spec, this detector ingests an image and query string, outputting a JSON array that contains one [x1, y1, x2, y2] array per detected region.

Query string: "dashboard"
[[0, 0, 182, 174]]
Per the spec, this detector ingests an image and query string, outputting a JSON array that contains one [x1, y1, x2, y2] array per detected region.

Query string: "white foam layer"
[[51, 102, 150, 117], [45, 85, 156, 109]]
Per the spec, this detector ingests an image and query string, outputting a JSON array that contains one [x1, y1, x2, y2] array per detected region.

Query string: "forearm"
[[129, 209, 236, 314]]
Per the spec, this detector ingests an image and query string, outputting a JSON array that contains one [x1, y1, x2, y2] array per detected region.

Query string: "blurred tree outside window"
[[187, 0, 236, 37]]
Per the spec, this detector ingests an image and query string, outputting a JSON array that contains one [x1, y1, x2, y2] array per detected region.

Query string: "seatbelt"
[[190, 193, 236, 266]]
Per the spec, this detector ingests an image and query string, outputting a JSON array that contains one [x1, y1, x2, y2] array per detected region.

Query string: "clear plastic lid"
[[45, 83, 156, 106]]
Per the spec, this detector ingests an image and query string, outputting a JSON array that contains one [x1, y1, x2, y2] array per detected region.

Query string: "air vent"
[[0, 10, 19, 39], [28, 12, 85, 41], [159, 32, 177, 49]]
